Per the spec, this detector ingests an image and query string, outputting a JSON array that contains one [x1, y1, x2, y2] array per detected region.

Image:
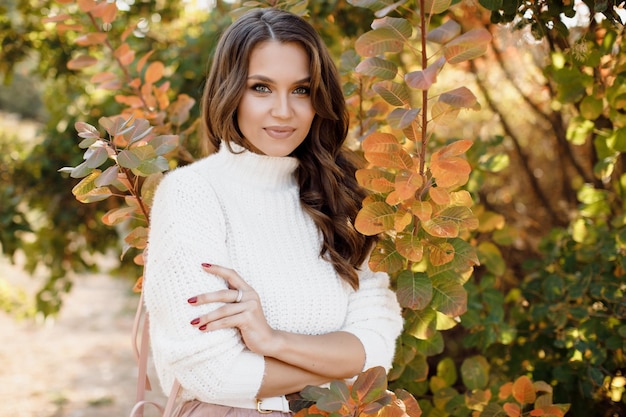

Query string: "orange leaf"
[[428, 241, 454, 266], [91, 71, 117, 83], [411, 200, 432, 221], [356, 169, 395, 193], [145, 61, 165, 84], [396, 233, 423, 262], [137, 50, 156, 73], [56, 23, 83, 34], [512, 375, 536, 405], [77, 0, 97, 12], [115, 95, 144, 108], [499, 382, 512, 400], [432, 139, 473, 160], [92, 2, 118, 23], [67, 55, 98, 70], [443, 28, 492, 64], [355, 201, 395, 235], [394, 210, 412, 232], [431, 157, 471, 188], [503, 402, 521, 417], [114, 43, 135, 66], [429, 187, 450, 205], [423, 217, 459, 238], [394, 169, 423, 201], [75, 32, 108, 46], [42, 13, 71, 23], [529, 410, 544, 416], [133, 276, 143, 293]]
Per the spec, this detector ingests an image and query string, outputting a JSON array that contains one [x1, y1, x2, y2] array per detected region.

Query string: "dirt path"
[[0, 258, 166, 417]]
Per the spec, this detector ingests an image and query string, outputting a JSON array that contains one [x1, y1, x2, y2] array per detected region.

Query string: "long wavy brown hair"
[[201, 8, 375, 289]]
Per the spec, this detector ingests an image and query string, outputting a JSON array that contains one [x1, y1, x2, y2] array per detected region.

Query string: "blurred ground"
[[0, 255, 166, 417]]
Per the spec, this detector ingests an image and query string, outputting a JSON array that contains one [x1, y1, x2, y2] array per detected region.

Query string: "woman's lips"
[[264, 126, 295, 139]]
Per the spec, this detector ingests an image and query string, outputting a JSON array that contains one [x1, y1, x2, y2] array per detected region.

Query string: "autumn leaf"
[[67, 55, 98, 70], [512, 375, 536, 405], [355, 201, 395, 235]]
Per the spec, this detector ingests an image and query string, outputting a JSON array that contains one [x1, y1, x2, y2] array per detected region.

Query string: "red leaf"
[[512, 375, 536, 405]]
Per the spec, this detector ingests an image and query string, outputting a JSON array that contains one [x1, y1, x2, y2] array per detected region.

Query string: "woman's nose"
[[270, 94, 293, 119]]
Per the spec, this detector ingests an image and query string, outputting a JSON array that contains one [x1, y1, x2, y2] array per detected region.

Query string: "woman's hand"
[[188, 263, 280, 356]]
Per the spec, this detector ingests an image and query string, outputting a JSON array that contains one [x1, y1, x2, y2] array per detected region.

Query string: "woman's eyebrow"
[[247, 74, 311, 84]]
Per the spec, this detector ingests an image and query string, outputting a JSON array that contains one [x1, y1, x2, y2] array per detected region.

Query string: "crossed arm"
[[188, 263, 366, 397]]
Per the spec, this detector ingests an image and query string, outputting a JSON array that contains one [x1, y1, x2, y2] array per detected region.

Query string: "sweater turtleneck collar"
[[212, 142, 300, 190]]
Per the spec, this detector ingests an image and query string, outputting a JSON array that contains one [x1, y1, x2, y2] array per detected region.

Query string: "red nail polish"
[[187, 297, 197, 304], [199, 324, 207, 331], [190, 318, 200, 325], [201, 263, 212, 268]]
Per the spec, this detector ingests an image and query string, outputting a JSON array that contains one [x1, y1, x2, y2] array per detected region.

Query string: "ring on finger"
[[234, 288, 243, 303]]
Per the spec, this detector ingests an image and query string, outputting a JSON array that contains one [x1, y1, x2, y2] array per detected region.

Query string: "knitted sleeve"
[[143, 165, 265, 402], [340, 261, 403, 373]]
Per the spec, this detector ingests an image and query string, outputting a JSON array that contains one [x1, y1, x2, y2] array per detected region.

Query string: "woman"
[[143, 8, 403, 417]]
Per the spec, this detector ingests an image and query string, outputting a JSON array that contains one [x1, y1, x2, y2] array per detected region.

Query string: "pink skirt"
[[175, 401, 292, 417]]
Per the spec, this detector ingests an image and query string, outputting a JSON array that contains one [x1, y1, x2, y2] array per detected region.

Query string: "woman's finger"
[[187, 288, 243, 306], [190, 302, 249, 331], [201, 263, 250, 290]]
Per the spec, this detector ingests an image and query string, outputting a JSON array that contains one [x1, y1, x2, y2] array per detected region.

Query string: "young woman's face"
[[237, 41, 315, 157]]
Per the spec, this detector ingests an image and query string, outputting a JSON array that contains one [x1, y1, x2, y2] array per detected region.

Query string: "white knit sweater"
[[143, 143, 403, 405]]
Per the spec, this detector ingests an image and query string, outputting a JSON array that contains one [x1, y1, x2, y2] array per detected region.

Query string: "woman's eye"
[[293, 86, 310, 95], [252, 84, 271, 93]]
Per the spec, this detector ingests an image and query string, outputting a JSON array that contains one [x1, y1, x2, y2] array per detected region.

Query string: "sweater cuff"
[[344, 328, 392, 373], [219, 350, 266, 399]]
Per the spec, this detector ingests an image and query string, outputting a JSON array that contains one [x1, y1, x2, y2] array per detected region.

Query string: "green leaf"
[[117, 149, 142, 169], [369, 238, 405, 273], [580, 95, 603, 120], [388, 108, 420, 129], [136, 156, 169, 175], [151, 134, 179, 156], [407, 307, 437, 339], [477, 241, 505, 275], [355, 57, 398, 80], [431, 275, 467, 317], [437, 357, 458, 387], [413, 330, 444, 356], [141, 172, 164, 208], [373, 81, 410, 106], [397, 270, 433, 309], [477, 403, 505, 417], [460, 355, 490, 390], [355, 28, 405, 57], [424, 0, 451, 14], [478, 0, 503, 10]]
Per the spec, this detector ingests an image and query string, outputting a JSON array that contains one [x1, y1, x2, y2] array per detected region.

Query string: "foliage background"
[[1, 0, 625, 416]]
